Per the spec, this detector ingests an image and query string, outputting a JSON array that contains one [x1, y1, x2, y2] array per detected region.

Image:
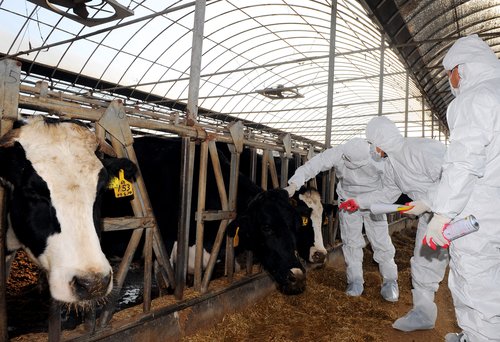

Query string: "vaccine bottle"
[[443, 215, 479, 242]]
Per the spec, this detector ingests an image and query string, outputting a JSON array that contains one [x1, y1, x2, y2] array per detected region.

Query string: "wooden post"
[[0, 59, 21, 342], [267, 150, 279, 189], [0, 59, 21, 135], [306, 145, 317, 189], [194, 140, 208, 291], [225, 122, 243, 282], [226, 147, 240, 283], [247, 146, 257, 275], [175, 137, 195, 299], [261, 150, 269, 190], [97, 100, 175, 325], [48, 301, 61, 342], [0, 188, 7, 342], [201, 141, 230, 292], [280, 133, 292, 188]]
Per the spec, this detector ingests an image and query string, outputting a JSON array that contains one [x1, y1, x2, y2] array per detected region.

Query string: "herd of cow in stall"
[[0, 116, 330, 319]]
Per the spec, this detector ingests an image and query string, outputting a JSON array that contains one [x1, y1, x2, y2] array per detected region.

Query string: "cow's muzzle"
[[70, 272, 112, 301], [279, 268, 306, 295]]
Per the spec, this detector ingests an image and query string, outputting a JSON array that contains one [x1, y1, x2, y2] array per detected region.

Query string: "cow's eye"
[[261, 225, 273, 234]]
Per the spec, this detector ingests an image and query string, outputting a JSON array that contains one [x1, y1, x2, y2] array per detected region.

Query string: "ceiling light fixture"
[[27, 0, 134, 27], [256, 84, 304, 100]]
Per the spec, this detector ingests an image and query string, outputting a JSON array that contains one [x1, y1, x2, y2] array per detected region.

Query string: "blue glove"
[[423, 214, 451, 250]]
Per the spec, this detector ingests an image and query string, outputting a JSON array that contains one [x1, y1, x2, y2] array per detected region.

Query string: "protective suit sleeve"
[[356, 160, 402, 209], [288, 147, 342, 188], [415, 140, 446, 184], [432, 93, 493, 217]]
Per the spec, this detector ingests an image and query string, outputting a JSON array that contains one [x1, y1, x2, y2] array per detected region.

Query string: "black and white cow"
[[101, 136, 309, 295], [218, 145, 329, 265], [291, 188, 331, 264], [0, 116, 135, 303]]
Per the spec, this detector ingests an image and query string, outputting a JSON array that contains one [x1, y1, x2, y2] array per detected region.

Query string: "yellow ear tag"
[[109, 169, 134, 198], [302, 216, 309, 226], [323, 216, 329, 225], [233, 227, 240, 247]]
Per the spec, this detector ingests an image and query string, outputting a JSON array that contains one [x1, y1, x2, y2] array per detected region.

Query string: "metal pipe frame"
[[378, 35, 385, 116], [2, 64, 342, 342], [325, 0, 338, 149]]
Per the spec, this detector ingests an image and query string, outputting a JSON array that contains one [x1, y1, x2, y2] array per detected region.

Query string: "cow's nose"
[[71, 272, 112, 300], [280, 268, 306, 295], [287, 268, 306, 284]]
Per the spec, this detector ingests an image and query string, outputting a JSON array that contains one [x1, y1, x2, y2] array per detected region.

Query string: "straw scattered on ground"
[[6, 222, 459, 342], [185, 224, 459, 342]]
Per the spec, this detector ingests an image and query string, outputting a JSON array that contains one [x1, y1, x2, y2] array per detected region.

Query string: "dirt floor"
[[5, 221, 459, 341], [185, 224, 459, 342]]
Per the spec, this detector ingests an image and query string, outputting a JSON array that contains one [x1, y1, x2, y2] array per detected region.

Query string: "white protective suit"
[[288, 138, 398, 299], [355, 116, 448, 331], [436, 34, 500, 341]]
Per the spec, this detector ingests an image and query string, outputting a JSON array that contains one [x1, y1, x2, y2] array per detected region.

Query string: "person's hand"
[[423, 214, 451, 250], [339, 199, 359, 212], [283, 183, 298, 197], [401, 200, 430, 215]]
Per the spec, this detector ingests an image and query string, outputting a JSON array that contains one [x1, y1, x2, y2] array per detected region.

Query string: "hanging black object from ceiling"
[[27, 0, 134, 26]]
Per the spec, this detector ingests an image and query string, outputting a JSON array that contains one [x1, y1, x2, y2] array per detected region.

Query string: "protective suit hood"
[[443, 34, 500, 94], [443, 34, 499, 71], [341, 137, 370, 169], [365, 117, 404, 155]]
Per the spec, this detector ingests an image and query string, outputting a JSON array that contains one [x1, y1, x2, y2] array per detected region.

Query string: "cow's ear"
[[295, 204, 312, 218], [102, 157, 138, 181], [227, 217, 251, 249], [227, 218, 241, 238]]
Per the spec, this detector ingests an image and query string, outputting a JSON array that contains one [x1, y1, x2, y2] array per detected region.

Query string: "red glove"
[[339, 199, 359, 212]]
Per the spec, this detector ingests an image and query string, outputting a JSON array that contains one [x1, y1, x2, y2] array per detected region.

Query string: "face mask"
[[371, 150, 383, 162], [369, 144, 383, 162]]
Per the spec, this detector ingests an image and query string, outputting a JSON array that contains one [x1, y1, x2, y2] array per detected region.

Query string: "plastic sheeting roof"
[[1, 0, 452, 146], [362, 0, 500, 128]]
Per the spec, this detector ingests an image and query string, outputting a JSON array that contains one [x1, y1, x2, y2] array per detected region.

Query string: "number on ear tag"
[[108, 169, 134, 198], [302, 216, 309, 226]]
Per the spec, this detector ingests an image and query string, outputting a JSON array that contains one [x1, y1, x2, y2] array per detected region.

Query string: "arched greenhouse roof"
[[1, 0, 499, 147]]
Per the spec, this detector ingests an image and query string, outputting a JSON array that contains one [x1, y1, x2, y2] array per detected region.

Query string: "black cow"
[[218, 144, 330, 265], [101, 136, 308, 294], [0, 116, 136, 304], [291, 188, 333, 264]]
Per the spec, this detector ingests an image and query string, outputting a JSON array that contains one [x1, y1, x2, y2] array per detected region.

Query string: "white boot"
[[445, 332, 468, 342], [346, 282, 364, 296], [392, 289, 437, 331], [380, 280, 399, 302]]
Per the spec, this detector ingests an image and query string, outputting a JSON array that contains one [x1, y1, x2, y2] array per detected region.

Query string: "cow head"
[[292, 188, 331, 264], [0, 116, 136, 303], [227, 189, 306, 295]]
